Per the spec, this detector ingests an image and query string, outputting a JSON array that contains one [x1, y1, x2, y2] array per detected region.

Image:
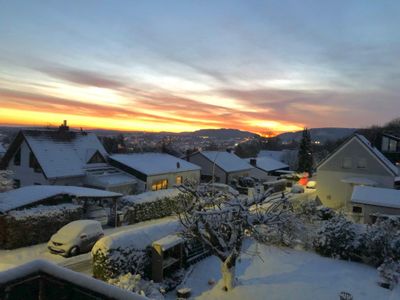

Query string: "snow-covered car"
[[48, 220, 104, 257], [306, 181, 317, 189], [291, 184, 305, 194]]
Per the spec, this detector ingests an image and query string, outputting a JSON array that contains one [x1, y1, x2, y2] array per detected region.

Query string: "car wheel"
[[68, 246, 80, 257]]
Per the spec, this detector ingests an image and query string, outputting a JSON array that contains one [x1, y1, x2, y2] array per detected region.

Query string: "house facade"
[[316, 134, 398, 209], [0, 124, 137, 194], [350, 185, 400, 224], [186, 151, 254, 184], [109, 153, 201, 192]]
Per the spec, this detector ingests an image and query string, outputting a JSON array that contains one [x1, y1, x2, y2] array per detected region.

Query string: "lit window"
[[342, 157, 352, 169], [389, 139, 397, 152], [352, 206, 362, 213], [151, 179, 168, 191], [357, 158, 367, 169], [176, 176, 183, 185]]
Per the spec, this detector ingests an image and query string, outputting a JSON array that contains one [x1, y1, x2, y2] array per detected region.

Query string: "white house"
[[0, 124, 137, 194], [316, 134, 398, 209], [109, 153, 201, 192], [350, 185, 400, 224], [186, 151, 254, 184]]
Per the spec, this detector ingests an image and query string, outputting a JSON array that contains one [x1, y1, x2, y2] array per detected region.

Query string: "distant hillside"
[[277, 128, 357, 143], [185, 128, 258, 139]]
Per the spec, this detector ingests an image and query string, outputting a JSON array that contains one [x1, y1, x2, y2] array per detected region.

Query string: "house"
[[350, 186, 400, 224], [316, 134, 398, 209], [109, 153, 201, 192], [380, 133, 400, 165], [186, 151, 254, 184], [0, 144, 6, 159], [247, 157, 290, 179], [0, 122, 137, 194], [0, 259, 146, 300], [258, 149, 298, 170]]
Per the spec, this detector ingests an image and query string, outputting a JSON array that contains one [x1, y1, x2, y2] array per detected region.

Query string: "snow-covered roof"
[[110, 153, 200, 176], [153, 234, 183, 251], [351, 186, 400, 208], [0, 259, 147, 300], [246, 157, 289, 172], [84, 167, 137, 188], [21, 130, 108, 179], [122, 188, 181, 205], [201, 151, 254, 173], [0, 185, 122, 213], [93, 219, 180, 253]]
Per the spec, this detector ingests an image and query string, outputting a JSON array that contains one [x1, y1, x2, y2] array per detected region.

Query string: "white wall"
[[188, 153, 227, 183], [8, 140, 48, 187]]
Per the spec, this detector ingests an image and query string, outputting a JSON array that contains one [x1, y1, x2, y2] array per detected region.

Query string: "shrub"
[[378, 258, 400, 289], [359, 216, 400, 266], [313, 215, 359, 260]]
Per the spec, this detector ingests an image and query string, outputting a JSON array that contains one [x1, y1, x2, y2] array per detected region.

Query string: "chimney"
[[250, 158, 257, 167], [59, 120, 69, 131], [176, 162, 180, 169]]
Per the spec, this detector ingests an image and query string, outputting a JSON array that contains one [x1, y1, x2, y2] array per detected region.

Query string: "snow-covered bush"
[[295, 200, 335, 223], [359, 216, 400, 266], [92, 220, 180, 281], [254, 212, 303, 247], [93, 246, 150, 281], [0, 170, 14, 192], [0, 204, 83, 249], [378, 258, 400, 289], [121, 190, 187, 224], [313, 215, 359, 260], [108, 273, 164, 299]]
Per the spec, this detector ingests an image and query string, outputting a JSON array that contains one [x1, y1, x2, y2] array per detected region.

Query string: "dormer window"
[[88, 151, 106, 164]]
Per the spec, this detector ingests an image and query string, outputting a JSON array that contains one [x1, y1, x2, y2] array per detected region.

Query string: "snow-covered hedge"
[[121, 189, 185, 224], [294, 200, 335, 223], [313, 215, 360, 260], [0, 204, 83, 249], [359, 216, 400, 267], [92, 220, 181, 281]]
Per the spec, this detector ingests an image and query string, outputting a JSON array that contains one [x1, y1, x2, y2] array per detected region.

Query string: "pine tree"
[[297, 128, 314, 175]]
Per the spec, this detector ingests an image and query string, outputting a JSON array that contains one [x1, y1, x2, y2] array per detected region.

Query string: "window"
[[389, 139, 397, 152], [357, 158, 367, 169], [14, 179, 20, 189], [34, 183, 41, 185], [352, 206, 362, 213], [14, 148, 21, 166], [382, 136, 389, 151], [151, 179, 168, 191], [342, 157, 352, 169], [176, 176, 183, 185], [88, 151, 106, 164], [29, 152, 42, 173]]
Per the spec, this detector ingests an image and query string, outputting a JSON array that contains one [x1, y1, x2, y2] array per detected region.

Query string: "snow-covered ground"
[[0, 216, 177, 274], [168, 239, 399, 300]]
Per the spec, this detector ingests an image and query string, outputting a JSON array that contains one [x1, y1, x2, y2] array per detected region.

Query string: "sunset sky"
[[0, 0, 399, 135]]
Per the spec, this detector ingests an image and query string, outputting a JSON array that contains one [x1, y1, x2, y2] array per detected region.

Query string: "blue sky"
[[0, 0, 399, 133]]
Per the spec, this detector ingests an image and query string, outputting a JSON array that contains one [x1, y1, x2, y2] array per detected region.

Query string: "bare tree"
[[175, 183, 292, 291]]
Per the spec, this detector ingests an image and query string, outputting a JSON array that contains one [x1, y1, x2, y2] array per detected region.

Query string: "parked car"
[[48, 220, 104, 257]]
